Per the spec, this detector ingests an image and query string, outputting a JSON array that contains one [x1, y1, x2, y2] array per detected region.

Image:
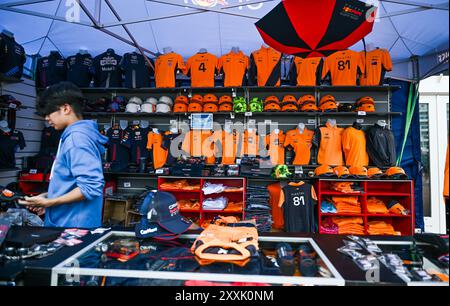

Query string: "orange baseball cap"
[[356, 96, 375, 106], [319, 95, 336, 106], [367, 167, 384, 178], [333, 166, 350, 178], [357, 104, 376, 112], [298, 95, 316, 106], [320, 101, 338, 112], [349, 166, 368, 178], [175, 95, 189, 105], [188, 102, 203, 113], [203, 103, 218, 113], [173, 103, 188, 113], [300, 102, 319, 112], [265, 95, 280, 104], [386, 167, 408, 179], [315, 165, 335, 177], [203, 94, 218, 104], [264, 103, 281, 112], [191, 94, 203, 104], [282, 95, 297, 104], [219, 95, 232, 105], [281, 103, 298, 112], [219, 103, 233, 112]]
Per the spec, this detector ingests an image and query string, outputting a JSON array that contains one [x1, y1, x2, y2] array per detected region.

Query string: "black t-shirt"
[[39, 126, 62, 156], [121, 126, 150, 165], [92, 49, 123, 88], [36, 52, 67, 88], [0, 129, 26, 169], [120, 52, 154, 88], [106, 127, 129, 171], [366, 123, 396, 167], [0, 33, 26, 79], [282, 182, 316, 233], [66, 53, 93, 87]]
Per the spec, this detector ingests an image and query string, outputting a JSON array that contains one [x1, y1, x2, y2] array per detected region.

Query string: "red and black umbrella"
[[256, 0, 377, 57]]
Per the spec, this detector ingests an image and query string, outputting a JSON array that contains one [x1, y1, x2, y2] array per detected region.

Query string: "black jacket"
[[66, 53, 93, 87], [0, 33, 26, 79], [366, 123, 397, 167], [92, 49, 123, 88], [120, 52, 154, 88], [36, 51, 67, 88]]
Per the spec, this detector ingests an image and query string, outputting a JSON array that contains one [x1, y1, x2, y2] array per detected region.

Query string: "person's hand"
[[18, 195, 54, 208], [27, 206, 46, 216]]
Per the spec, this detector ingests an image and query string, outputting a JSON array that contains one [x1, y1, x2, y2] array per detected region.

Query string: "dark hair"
[[36, 82, 85, 117]]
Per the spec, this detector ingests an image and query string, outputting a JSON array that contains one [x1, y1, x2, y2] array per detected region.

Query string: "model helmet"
[[128, 96, 143, 105]]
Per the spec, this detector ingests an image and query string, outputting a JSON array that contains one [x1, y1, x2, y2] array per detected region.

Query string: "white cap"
[[125, 103, 141, 113], [144, 97, 158, 106], [158, 96, 173, 107], [156, 103, 171, 113], [128, 96, 143, 105], [141, 103, 155, 113]]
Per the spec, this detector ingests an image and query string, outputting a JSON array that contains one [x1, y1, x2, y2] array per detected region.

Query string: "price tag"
[[357, 119, 365, 124], [155, 169, 164, 174], [232, 91, 237, 98], [308, 119, 316, 124], [9, 103, 17, 109], [29, 169, 38, 174], [124, 182, 131, 188], [236, 159, 242, 165], [230, 113, 235, 119], [358, 111, 367, 116], [188, 92, 192, 98], [245, 112, 253, 117]]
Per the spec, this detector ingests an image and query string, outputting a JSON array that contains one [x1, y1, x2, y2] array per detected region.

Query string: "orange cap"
[[367, 167, 384, 178], [349, 166, 368, 177], [219, 103, 233, 112], [320, 101, 338, 112], [173, 103, 188, 113], [282, 95, 297, 104], [357, 104, 376, 112], [264, 102, 281, 112], [188, 102, 203, 113], [301, 102, 319, 112], [203, 94, 218, 104], [333, 166, 350, 178], [281, 103, 298, 112], [203, 103, 218, 113], [386, 167, 408, 178], [174, 95, 189, 105], [319, 95, 335, 106], [315, 165, 335, 177], [265, 95, 280, 104], [219, 95, 232, 105], [298, 95, 316, 106], [357, 96, 375, 106], [191, 94, 203, 104]]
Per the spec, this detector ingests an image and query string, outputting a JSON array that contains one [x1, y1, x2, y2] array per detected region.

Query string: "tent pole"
[[95, 0, 101, 24]]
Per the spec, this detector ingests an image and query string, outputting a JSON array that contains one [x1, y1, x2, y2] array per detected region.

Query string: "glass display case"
[[50, 231, 345, 286]]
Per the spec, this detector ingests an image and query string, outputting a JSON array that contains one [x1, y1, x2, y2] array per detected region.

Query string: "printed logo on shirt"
[[100, 56, 118, 66]]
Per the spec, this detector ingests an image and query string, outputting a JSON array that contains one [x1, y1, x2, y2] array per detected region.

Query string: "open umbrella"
[[255, 0, 377, 58]]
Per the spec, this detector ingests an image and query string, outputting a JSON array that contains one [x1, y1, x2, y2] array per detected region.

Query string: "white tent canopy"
[[0, 0, 448, 81]]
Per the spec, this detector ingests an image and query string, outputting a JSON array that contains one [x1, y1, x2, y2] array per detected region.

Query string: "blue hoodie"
[[45, 120, 108, 228]]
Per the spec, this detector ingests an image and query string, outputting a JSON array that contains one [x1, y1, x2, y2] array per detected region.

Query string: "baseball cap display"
[[156, 103, 171, 113], [158, 96, 173, 107], [135, 191, 192, 240], [315, 165, 335, 177], [125, 102, 140, 113], [385, 167, 408, 179], [249, 97, 263, 112], [333, 166, 350, 178], [355, 96, 376, 112], [298, 95, 315, 107], [367, 167, 385, 178], [128, 96, 143, 105], [349, 166, 368, 178], [233, 97, 247, 113]]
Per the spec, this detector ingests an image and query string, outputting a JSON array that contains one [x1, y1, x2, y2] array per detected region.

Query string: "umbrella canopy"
[[255, 0, 377, 58]]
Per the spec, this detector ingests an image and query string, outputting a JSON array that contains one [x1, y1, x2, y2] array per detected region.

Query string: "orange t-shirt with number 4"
[[185, 52, 218, 88]]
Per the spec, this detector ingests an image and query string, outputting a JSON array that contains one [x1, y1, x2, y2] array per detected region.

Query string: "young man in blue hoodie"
[[19, 82, 108, 228]]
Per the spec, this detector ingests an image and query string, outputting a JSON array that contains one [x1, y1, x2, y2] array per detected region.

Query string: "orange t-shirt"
[[315, 122, 344, 166], [359, 49, 393, 86], [291, 56, 322, 86], [265, 131, 286, 165], [267, 183, 283, 230], [181, 130, 215, 164], [444, 144, 449, 199], [322, 50, 364, 86], [240, 129, 259, 157], [184, 52, 218, 88], [212, 130, 239, 165], [155, 52, 185, 88], [218, 51, 249, 87], [342, 126, 369, 167], [146, 131, 168, 169], [284, 128, 314, 165], [250, 46, 281, 87]]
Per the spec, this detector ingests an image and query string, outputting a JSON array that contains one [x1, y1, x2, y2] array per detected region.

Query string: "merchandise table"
[[0, 226, 447, 286]]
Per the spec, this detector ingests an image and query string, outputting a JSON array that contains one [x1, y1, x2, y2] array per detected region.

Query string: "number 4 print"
[[199, 63, 206, 72]]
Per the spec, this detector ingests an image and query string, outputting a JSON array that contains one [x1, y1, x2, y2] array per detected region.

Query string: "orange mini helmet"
[[356, 96, 375, 106], [188, 102, 203, 113], [203, 94, 218, 104], [315, 165, 335, 177], [386, 167, 408, 179], [320, 101, 338, 112], [367, 167, 384, 178], [191, 94, 203, 104], [282, 95, 297, 104], [174, 95, 189, 105], [319, 95, 336, 106], [333, 166, 350, 178], [298, 95, 316, 106], [203, 103, 218, 113], [265, 95, 280, 104], [301, 102, 319, 112], [281, 103, 298, 112], [173, 103, 188, 113], [264, 102, 281, 112], [219, 95, 232, 105], [349, 166, 368, 178], [219, 103, 233, 112], [357, 104, 376, 112]]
